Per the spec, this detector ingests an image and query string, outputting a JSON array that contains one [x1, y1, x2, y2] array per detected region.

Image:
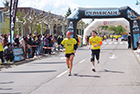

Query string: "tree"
[[107, 25, 125, 34], [1, 18, 10, 34], [116, 25, 125, 34], [3, 0, 10, 7], [66, 7, 72, 17], [107, 26, 116, 32], [102, 26, 108, 29]]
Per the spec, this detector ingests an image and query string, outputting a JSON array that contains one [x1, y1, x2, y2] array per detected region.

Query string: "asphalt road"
[[0, 39, 140, 94]]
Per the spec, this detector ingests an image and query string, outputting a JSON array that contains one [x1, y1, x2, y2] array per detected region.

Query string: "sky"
[[0, 0, 140, 23]]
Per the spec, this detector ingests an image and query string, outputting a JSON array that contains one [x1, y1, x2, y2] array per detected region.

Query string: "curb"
[[133, 50, 140, 63], [0, 51, 62, 70]]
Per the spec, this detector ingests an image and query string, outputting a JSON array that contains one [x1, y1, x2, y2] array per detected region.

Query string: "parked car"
[[121, 34, 128, 41]]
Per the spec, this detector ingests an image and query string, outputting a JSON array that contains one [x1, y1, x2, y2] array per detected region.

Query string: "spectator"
[[32, 36, 37, 58], [0, 42, 5, 64], [57, 35, 62, 51], [54, 34, 57, 42], [7, 33, 10, 43], [2, 34, 8, 47], [75, 35, 79, 48], [14, 35, 20, 47], [51, 36, 56, 54], [36, 34, 42, 56], [44, 34, 49, 55], [28, 33, 33, 45], [128, 33, 131, 49], [20, 35, 28, 59], [33, 31, 37, 41], [27, 44, 31, 59], [4, 43, 14, 63], [48, 34, 52, 54]]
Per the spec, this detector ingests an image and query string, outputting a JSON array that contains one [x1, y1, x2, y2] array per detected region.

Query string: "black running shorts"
[[65, 53, 75, 58]]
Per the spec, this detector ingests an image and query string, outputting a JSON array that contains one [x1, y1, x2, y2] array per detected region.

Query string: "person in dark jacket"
[[48, 34, 52, 54], [57, 35, 63, 51], [4, 43, 14, 63], [36, 34, 42, 56], [31, 36, 37, 58], [2, 34, 8, 47], [14, 35, 20, 47], [128, 33, 131, 49], [43, 34, 49, 55], [28, 33, 33, 45]]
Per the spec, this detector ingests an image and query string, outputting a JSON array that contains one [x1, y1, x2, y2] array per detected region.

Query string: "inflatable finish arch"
[[83, 18, 130, 44], [67, 6, 140, 50]]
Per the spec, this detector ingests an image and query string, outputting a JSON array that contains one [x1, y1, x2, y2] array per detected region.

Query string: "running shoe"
[[92, 68, 96, 72], [97, 60, 100, 64], [67, 65, 69, 68], [68, 72, 71, 76]]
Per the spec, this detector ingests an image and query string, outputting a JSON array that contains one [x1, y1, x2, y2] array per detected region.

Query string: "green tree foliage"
[[102, 26, 108, 29], [116, 25, 125, 34], [1, 18, 10, 34], [66, 7, 72, 17], [33, 24, 41, 34], [107, 26, 116, 31], [107, 25, 125, 34]]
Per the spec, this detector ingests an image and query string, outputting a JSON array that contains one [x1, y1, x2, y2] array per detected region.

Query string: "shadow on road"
[[0, 93, 22, 94], [1, 70, 57, 74], [33, 62, 66, 64], [78, 49, 89, 50], [0, 88, 12, 90], [73, 74, 101, 78], [99, 69, 124, 74], [0, 81, 14, 84], [101, 48, 128, 51]]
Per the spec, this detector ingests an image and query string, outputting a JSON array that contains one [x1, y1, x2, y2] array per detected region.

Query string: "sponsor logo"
[[127, 9, 137, 19], [85, 9, 121, 16], [103, 21, 116, 25], [68, 8, 79, 19], [103, 21, 107, 25]]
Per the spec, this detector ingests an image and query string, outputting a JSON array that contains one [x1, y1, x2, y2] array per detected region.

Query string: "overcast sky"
[[0, 0, 140, 23]]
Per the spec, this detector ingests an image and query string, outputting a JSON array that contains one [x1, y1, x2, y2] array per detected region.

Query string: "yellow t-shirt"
[[0, 43, 3, 52], [61, 38, 77, 54], [89, 36, 102, 50], [110, 35, 113, 38]]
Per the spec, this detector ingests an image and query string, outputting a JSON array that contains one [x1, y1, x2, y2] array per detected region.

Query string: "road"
[[0, 39, 140, 94]]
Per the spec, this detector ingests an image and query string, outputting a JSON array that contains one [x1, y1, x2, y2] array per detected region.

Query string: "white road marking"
[[103, 42, 107, 44], [60, 57, 65, 59], [109, 54, 117, 59], [56, 70, 68, 78], [120, 42, 123, 44], [109, 42, 112, 44], [56, 59, 86, 78], [79, 59, 85, 63], [114, 42, 118, 44]]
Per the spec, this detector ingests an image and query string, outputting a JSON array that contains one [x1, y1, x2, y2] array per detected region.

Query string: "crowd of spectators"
[[0, 31, 64, 64]]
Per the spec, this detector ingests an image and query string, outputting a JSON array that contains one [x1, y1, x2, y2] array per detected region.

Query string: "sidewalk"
[[0, 51, 62, 70], [133, 49, 140, 63]]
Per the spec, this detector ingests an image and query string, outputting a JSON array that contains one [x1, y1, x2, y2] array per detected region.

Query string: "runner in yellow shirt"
[[110, 35, 113, 41], [89, 30, 102, 72], [61, 31, 77, 76], [115, 35, 118, 42], [104, 35, 107, 41]]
